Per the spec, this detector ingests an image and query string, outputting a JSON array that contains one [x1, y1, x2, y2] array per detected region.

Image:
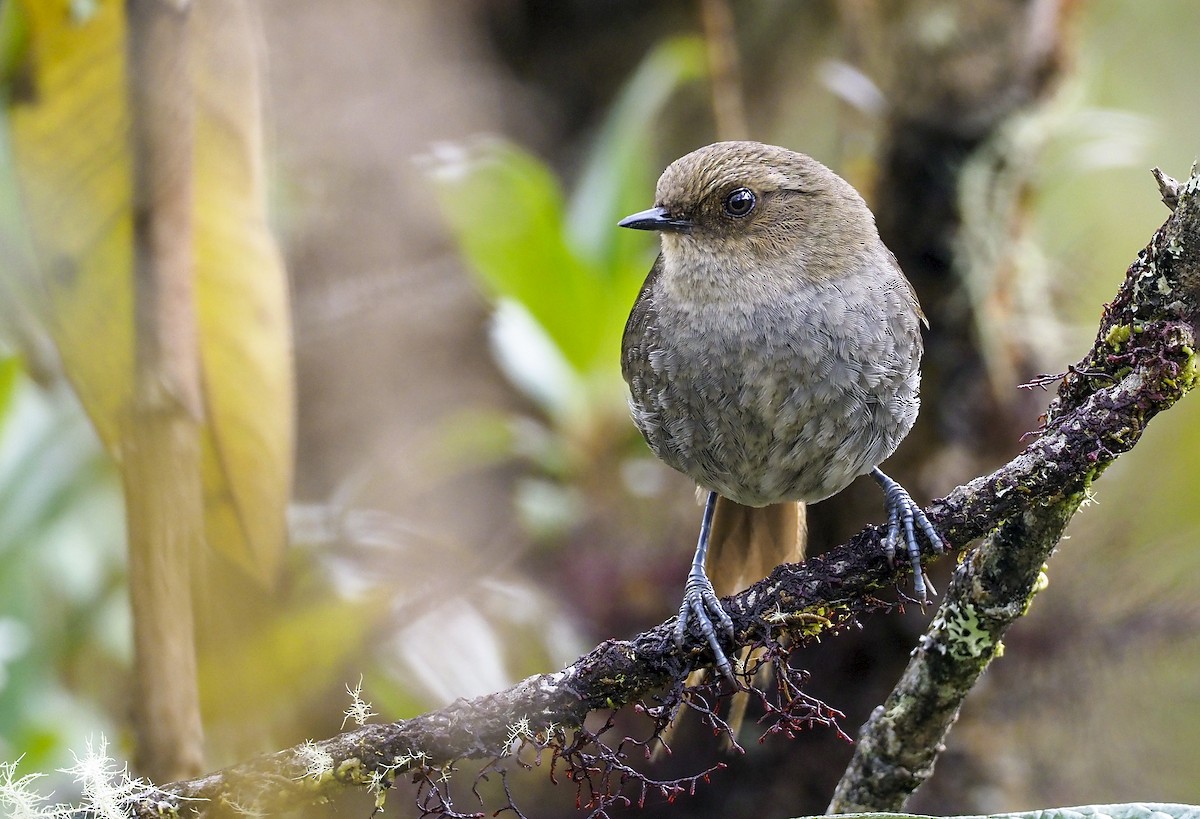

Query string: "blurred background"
[[1, 0, 1199, 817]]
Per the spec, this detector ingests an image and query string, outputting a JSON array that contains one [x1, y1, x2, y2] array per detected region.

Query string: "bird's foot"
[[674, 566, 737, 684], [872, 468, 944, 601]]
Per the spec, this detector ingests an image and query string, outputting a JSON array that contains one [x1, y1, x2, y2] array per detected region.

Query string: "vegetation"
[[1, 1, 1200, 817]]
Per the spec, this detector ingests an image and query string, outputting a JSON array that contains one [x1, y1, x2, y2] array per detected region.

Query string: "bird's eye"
[[723, 187, 756, 218]]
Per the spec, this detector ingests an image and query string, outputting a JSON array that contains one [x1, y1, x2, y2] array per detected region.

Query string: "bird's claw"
[[873, 468, 944, 602], [674, 569, 737, 684]]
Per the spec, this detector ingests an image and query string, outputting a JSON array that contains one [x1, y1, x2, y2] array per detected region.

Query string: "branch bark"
[[128, 167, 1200, 817], [828, 502, 1073, 811]]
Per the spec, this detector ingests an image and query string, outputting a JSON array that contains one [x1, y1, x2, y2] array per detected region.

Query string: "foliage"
[[425, 36, 706, 541], [2, 0, 293, 580], [427, 35, 704, 425], [0, 358, 125, 784], [0, 0, 295, 782]]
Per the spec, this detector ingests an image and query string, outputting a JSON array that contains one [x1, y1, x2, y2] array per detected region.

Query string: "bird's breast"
[[626, 270, 921, 506]]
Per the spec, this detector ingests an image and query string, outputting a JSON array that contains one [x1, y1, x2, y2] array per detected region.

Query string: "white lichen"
[[0, 757, 51, 819], [367, 768, 390, 812], [61, 736, 162, 819], [221, 797, 268, 818], [505, 716, 533, 750], [1180, 171, 1200, 199], [391, 750, 429, 771], [342, 675, 378, 729], [295, 740, 334, 780], [1, 737, 188, 819]]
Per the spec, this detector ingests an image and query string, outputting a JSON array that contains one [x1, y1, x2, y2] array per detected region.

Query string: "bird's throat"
[[659, 237, 819, 316]]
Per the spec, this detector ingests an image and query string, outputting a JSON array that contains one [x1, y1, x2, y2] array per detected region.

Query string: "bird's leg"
[[871, 468, 944, 601], [675, 491, 737, 683]]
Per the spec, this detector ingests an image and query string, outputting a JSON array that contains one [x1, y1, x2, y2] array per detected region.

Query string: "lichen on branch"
[[830, 167, 1200, 813]]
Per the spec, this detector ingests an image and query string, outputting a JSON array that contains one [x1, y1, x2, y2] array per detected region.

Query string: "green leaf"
[[490, 299, 583, 419], [0, 0, 31, 94], [0, 355, 18, 428], [566, 34, 707, 277], [426, 35, 707, 406], [427, 139, 612, 374]]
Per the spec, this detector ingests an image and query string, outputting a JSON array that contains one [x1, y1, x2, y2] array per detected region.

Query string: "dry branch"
[[128, 167, 1200, 817]]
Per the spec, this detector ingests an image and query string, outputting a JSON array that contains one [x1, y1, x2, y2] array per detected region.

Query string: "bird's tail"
[[657, 498, 806, 757], [706, 496, 806, 597]]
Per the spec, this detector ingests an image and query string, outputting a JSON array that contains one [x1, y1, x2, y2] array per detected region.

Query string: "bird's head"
[[619, 141, 879, 291]]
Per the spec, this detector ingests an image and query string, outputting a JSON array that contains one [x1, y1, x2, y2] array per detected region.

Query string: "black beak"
[[617, 206, 692, 233]]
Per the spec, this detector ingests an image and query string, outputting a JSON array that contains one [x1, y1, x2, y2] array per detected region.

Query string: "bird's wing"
[[620, 254, 664, 385]]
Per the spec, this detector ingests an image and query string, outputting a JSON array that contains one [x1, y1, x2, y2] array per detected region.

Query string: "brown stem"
[[124, 0, 205, 781], [698, 0, 749, 141]]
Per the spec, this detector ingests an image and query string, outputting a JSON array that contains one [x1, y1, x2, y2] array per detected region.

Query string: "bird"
[[618, 141, 942, 684]]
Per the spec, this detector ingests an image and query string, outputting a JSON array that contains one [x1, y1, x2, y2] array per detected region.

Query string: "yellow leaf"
[[7, 0, 293, 580]]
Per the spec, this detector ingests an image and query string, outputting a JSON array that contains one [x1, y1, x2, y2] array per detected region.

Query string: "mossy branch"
[[125, 167, 1200, 818], [829, 165, 1200, 812]]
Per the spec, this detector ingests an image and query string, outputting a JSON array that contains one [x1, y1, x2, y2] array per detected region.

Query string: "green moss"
[[1016, 565, 1052, 618], [1106, 324, 1132, 349], [335, 756, 365, 783], [764, 606, 836, 637], [1180, 346, 1199, 392]]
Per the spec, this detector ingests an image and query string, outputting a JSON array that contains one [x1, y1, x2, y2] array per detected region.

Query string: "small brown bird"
[[619, 141, 941, 682]]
